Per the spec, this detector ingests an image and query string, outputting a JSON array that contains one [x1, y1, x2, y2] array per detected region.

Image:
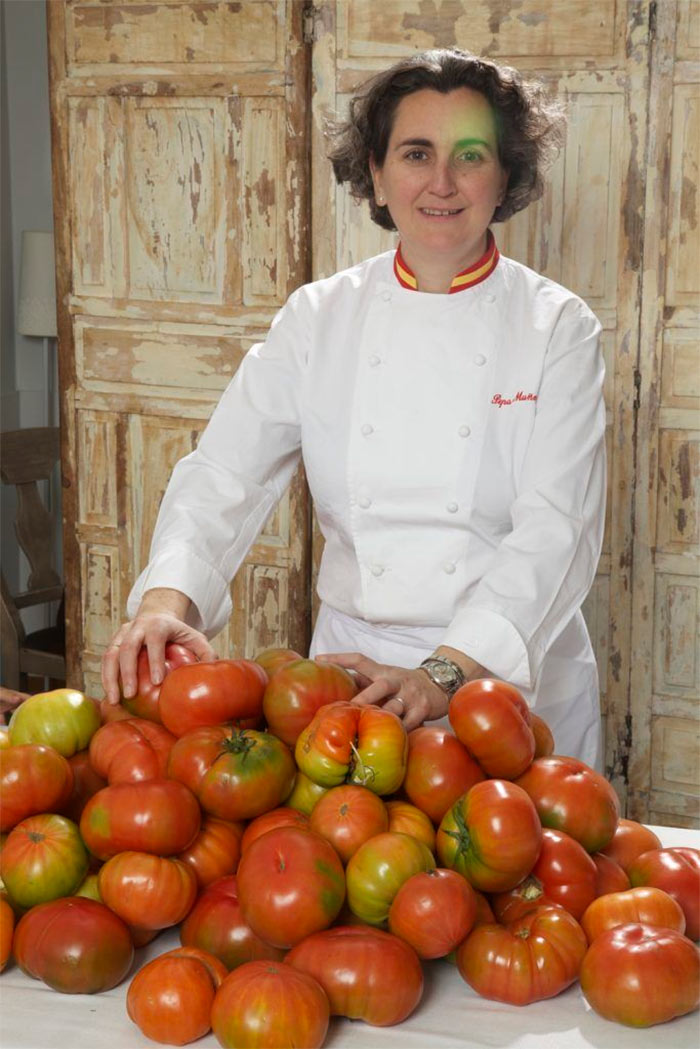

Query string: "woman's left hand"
[[315, 652, 448, 731]]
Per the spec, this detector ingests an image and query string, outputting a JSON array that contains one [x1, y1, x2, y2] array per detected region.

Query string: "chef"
[[102, 49, 606, 770]]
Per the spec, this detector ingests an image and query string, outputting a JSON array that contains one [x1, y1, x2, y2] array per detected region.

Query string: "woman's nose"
[[428, 160, 458, 196]]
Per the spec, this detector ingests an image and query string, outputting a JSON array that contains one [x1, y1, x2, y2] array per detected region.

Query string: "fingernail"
[[124, 681, 135, 698], [152, 670, 163, 685]]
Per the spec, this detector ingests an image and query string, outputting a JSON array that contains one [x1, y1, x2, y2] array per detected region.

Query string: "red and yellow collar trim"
[[393, 230, 499, 294]]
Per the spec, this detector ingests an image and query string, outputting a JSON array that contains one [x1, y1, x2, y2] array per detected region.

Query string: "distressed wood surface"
[[48, 0, 311, 690]]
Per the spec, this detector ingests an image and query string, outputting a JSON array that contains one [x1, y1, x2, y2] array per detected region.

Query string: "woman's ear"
[[369, 155, 383, 203]]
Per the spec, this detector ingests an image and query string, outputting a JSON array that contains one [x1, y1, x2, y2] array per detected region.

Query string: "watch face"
[[433, 664, 455, 686]]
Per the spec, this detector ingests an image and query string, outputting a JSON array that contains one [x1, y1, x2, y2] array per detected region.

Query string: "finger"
[[381, 697, 407, 720], [184, 632, 218, 663], [118, 625, 146, 699], [402, 708, 425, 732], [316, 652, 380, 675], [101, 627, 132, 702], [351, 678, 399, 707]]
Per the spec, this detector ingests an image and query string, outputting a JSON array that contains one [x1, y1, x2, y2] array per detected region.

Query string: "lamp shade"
[[17, 230, 57, 337]]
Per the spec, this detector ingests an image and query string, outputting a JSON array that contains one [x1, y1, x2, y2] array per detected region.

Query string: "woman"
[[102, 49, 606, 769]]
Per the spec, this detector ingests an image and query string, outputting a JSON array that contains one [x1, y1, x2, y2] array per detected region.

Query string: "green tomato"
[[9, 689, 101, 757]]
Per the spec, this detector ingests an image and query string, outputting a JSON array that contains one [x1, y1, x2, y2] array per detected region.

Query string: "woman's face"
[[370, 87, 508, 272]]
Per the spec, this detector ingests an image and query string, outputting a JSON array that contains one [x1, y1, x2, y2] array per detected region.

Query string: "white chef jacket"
[[128, 247, 606, 768]]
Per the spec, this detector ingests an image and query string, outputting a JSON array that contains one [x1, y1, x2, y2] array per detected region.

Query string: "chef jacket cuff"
[[442, 609, 535, 692], [127, 546, 232, 639]]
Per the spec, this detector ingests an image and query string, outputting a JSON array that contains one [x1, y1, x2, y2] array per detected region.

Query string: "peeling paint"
[[401, 1, 460, 48], [675, 441, 692, 500], [680, 176, 698, 231]]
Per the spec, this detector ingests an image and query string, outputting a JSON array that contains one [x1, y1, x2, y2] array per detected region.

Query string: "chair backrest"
[[0, 427, 62, 597]]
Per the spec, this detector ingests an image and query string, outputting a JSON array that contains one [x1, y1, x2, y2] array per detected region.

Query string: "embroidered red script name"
[[492, 392, 538, 407]]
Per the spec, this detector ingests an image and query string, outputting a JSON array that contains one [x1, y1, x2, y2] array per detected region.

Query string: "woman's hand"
[[101, 588, 217, 705], [0, 687, 29, 725], [315, 652, 449, 731]]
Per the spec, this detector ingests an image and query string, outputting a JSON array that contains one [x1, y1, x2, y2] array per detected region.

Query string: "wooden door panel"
[[49, 0, 311, 690]]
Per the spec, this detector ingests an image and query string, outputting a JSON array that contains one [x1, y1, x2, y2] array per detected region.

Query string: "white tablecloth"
[[1, 826, 698, 1049]]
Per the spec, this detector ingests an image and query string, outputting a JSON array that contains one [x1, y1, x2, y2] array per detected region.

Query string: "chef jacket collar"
[[393, 229, 499, 294]]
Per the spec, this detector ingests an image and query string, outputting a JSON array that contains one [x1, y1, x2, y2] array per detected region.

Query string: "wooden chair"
[[0, 427, 66, 691]]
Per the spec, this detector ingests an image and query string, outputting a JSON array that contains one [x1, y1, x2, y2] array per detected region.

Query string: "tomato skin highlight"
[[287, 925, 424, 1025], [211, 960, 330, 1049], [159, 658, 267, 736], [80, 778, 201, 859], [449, 678, 535, 779], [580, 923, 700, 1027], [581, 886, 687, 942]]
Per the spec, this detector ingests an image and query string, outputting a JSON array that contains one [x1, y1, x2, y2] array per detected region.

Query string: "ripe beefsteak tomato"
[[167, 726, 296, 822], [309, 784, 389, 864], [514, 755, 620, 853], [1, 813, 88, 910], [240, 806, 310, 854], [385, 799, 436, 852], [388, 868, 477, 958], [176, 816, 243, 889], [262, 658, 357, 746], [88, 717, 176, 784], [580, 923, 700, 1026], [627, 847, 700, 940], [13, 896, 133, 993], [211, 961, 330, 1049], [581, 886, 686, 942], [591, 852, 630, 896], [345, 831, 434, 926], [80, 778, 201, 859], [120, 643, 197, 723], [457, 906, 588, 1005], [287, 925, 424, 1025], [180, 874, 284, 969], [448, 678, 535, 779], [600, 818, 662, 873], [236, 826, 345, 949], [127, 946, 227, 1045], [0, 743, 74, 831], [402, 725, 484, 825], [253, 647, 303, 679], [159, 659, 267, 737], [98, 851, 198, 930], [437, 779, 542, 893], [492, 828, 597, 922]]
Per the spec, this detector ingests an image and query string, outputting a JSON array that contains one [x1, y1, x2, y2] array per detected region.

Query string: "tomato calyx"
[[218, 730, 256, 761], [348, 740, 376, 788], [518, 875, 544, 902], [443, 802, 472, 858]]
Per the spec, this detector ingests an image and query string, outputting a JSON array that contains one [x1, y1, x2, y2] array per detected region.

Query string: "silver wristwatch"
[[418, 656, 466, 699]]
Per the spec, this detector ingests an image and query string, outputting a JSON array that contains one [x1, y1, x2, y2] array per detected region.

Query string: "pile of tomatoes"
[[1, 647, 698, 1047]]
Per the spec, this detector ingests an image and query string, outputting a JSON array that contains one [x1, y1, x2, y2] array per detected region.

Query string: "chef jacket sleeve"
[[441, 300, 606, 689], [126, 290, 308, 636]]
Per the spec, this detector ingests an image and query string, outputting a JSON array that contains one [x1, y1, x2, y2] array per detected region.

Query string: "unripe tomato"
[[9, 689, 100, 757]]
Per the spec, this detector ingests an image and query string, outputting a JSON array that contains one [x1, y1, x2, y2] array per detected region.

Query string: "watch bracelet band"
[[418, 655, 466, 698]]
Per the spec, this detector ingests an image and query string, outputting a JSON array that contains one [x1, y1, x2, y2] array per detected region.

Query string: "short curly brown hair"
[[328, 48, 566, 231]]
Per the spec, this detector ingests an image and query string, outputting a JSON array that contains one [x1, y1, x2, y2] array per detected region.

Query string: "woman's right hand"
[[101, 589, 217, 704]]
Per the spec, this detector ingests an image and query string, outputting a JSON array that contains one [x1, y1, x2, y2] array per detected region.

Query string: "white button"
[[446, 502, 458, 513], [358, 496, 371, 509], [368, 354, 381, 367], [473, 354, 487, 366], [370, 564, 384, 577], [361, 423, 374, 436], [458, 425, 471, 438], [484, 294, 496, 304], [381, 291, 391, 302], [443, 562, 456, 574]]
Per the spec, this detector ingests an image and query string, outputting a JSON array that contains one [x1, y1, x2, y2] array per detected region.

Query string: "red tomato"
[[60, 749, 107, 822], [492, 828, 597, 922], [581, 886, 687, 942], [345, 831, 434, 925], [253, 647, 303, 678], [287, 925, 423, 1025], [436, 779, 542, 892], [515, 756, 620, 853], [310, 784, 388, 864], [580, 923, 700, 1026], [180, 874, 284, 969], [176, 816, 243, 888], [211, 960, 330, 1049], [98, 851, 198, 930], [159, 659, 267, 737], [240, 806, 310, 853], [386, 799, 436, 851], [80, 779, 201, 859], [262, 658, 357, 746], [388, 868, 477, 958], [530, 712, 555, 757], [127, 946, 227, 1045], [296, 701, 407, 795], [0, 743, 74, 831], [600, 817, 662, 872], [402, 725, 484, 825], [628, 847, 700, 940], [0, 897, 14, 972], [457, 906, 588, 1005], [449, 678, 535, 779], [88, 717, 176, 784], [284, 771, 328, 815], [1, 813, 89, 910], [168, 726, 296, 822], [591, 852, 630, 896], [13, 897, 133, 993], [98, 698, 132, 723], [120, 643, 198, 723], [237, 826, 345, 948]]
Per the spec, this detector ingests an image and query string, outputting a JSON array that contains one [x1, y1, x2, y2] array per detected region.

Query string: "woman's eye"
[[456, 150, 483, 163], [404, 149, 428, 161]]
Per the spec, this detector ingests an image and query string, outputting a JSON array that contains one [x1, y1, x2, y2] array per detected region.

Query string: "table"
[[1, 826, 698, 1049]]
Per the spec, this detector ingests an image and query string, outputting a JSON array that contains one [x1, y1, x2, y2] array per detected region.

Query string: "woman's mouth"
[[419, 207, 464, 217]]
